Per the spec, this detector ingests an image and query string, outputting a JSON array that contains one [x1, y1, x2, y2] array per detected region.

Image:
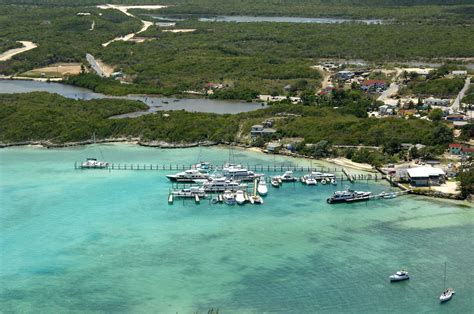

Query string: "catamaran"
[[80, 158, 109, 169]]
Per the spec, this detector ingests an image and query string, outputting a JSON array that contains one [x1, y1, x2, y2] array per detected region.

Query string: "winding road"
[[0, 41, 38, 61]]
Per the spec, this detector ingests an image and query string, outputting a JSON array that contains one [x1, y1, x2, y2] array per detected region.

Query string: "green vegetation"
[[0, 5, 141, 74], [462, 84, 474, 105], [400, 77, 465, 97], [0, 92, 453, 153], [0, 1, 473, 98], [0, 39, 22, 54], [458, 160, 474, 199]]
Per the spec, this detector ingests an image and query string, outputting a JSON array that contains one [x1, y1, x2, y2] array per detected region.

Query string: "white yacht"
[[166, 169, 210, 182], [257, 178, 268, 196], [440, 289, 455, 302], [191, 162, 211, 173], [303, 176, 317, 185], [235, 190, 246, 205], [327, 187, 371, 204], [307, 171, 336, 181], [271, 177, 280, 188], [389, 270, 410, 282], [223, 190, 236, 205], [222, 163, 261, 181], [202, 177, 246, 192], [80, 158, 109, 169], [439, 262, 455, 302], [279, 171, 297, 182], [172, 187, 206, 198]]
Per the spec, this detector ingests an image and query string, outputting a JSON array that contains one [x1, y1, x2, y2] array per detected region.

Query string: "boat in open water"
[[327, 187, 371, 204], [389, 270, 409, 282], [439, 262, 455, 302]]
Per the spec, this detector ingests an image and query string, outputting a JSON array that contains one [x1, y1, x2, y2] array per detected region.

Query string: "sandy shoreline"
[[0, 139, 373, 172]]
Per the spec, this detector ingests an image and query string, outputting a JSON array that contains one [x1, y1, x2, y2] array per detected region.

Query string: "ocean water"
[[0, 144, 473, 313]]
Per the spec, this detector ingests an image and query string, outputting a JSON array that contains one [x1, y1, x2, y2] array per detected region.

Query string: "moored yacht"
[[235, 190, 246, 205], [257, 177, 268, 196], [279, 171, 297, 182], [202, 176, 246, 192], [223, 190, 236, 205], [166, 169, 210, 182], [191, 162, 211, 173], [327, 187, 371, 204], [222, 163, 261, 181], [80, 158, 109, 169]]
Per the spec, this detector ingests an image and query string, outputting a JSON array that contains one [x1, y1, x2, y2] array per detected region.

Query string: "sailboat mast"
[[443, 262, 447, 290]]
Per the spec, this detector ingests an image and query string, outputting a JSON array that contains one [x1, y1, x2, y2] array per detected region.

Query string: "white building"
[[423, 97, 451, 107], [406, 167, 445, 186]]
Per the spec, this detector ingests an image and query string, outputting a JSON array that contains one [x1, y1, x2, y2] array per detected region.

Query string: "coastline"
[[1, 139, 471, 201], [0, 139, 378, 172]]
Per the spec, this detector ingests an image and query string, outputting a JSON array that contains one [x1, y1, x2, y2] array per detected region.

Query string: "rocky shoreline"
[[0, 138, 220, 149]]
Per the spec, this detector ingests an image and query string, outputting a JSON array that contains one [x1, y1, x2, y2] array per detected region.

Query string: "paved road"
[[86, 53, 106, 77], [451, 76, 471, 111], [377, 82, 400, 104]]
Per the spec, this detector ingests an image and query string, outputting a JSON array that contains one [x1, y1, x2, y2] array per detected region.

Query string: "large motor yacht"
[[166, 169, 210, 182], [327, 187, 371, 204]]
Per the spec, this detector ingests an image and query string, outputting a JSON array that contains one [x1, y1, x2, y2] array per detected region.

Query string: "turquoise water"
[[1, 144, 473, 313]]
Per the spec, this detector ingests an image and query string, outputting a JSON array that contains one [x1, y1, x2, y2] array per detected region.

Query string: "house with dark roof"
[[361, 80, 386, 92]]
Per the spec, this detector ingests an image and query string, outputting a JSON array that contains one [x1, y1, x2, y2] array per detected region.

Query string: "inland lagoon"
[[0, 144, 473, 312]]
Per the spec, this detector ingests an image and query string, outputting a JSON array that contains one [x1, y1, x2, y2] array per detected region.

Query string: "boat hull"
[[327, 196, 370, 204]]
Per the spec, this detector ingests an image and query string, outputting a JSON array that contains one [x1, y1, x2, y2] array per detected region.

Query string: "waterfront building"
[[406, 166, 446, 186]]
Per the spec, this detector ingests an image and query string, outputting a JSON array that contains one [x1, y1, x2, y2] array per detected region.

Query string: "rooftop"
[[407, 166, 445, 178]]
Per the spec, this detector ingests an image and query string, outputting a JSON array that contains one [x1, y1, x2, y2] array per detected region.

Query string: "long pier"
[[74, 162, 379, 175]]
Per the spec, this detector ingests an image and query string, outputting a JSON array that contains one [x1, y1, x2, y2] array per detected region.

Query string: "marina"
[[1, 144, 472, 313]]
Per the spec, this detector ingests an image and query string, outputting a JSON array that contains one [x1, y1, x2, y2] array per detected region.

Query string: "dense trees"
[[0, 93, 454, 150], [400, 78, 466, 97]]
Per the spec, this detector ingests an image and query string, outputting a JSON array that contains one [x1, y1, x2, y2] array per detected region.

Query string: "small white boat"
[[279, 171, 297, 182], [305, 177, 317, 185], [439, 262, 455, 302], [380, 192, 397, 199], [235, 190, 246, 205], [223, 190, 236, 205], [271, 177, 280, 188], [331, 178, 337, 185], [440, 288, 455, 302], [321, 178, 327, 185], [389, 270, 409, 282], [257, 178, 268, 196]]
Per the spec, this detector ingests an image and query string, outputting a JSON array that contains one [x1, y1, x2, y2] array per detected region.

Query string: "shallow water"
[[0, 144, 473, 312], [0, 80, 266, 114], [198, 15, 384, 24]]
